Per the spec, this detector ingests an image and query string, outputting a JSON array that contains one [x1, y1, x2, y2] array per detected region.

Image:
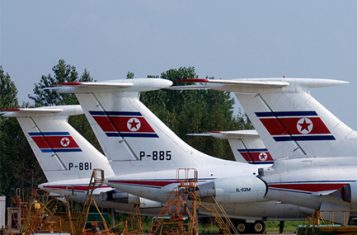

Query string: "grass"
[[112, 214, 306, 234], [265, 220, 305, 233]]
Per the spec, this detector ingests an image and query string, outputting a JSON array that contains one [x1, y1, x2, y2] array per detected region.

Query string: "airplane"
[[0, 105, 162, 214], [0, 100, 309, 234], [187, 130, 274, 164], [51, 78, 313, 233], [175, 77, 357, 224]]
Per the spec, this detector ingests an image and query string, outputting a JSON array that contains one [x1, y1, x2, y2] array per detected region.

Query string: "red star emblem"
[[60, 137, 70, 147], [127, 118, 141, 132], [297, 118, 313, 134], [129, 119, 139, 129], [299, 119, 311, 131], [258, 152, 268, 161]]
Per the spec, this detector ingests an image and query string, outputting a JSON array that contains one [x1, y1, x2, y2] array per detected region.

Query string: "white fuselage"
[[261, 157, 357, 217], [106, 162, 313, 220], [39, 178, 163, 216]]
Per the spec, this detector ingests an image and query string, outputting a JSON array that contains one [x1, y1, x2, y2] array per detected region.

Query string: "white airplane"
[[52, 78, 313, 233], [187, 130, 273, 165], [176, 77, 357, 224], [0, 106, 162, 214]]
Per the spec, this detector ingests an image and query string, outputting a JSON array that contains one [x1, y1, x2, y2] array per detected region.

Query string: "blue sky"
[[1, 0, 357, 128]]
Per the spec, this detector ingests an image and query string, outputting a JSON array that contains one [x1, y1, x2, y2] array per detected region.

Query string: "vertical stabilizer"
[[176, 78, 354, 159], [188, 130, 273, 164], [0, 105, 114, 182], [54, 79, 229, 175]]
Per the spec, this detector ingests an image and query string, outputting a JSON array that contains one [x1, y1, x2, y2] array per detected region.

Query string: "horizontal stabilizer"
[[49, 78, 173, 93], [187, 130, 258, 140], [175, 78, 348, 93], [59, 81, 133, 88], [167, 85, 210, 90], [179, 78, 289, 88], [0, 105, 83, 117]]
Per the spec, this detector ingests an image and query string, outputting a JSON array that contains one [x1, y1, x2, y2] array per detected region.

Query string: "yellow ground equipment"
[[150, 168, 238, 235]]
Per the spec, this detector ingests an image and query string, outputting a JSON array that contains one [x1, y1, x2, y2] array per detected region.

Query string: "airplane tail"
[[188, 130, 273, 164], [176, 78, 354, 159], [52, 79, 227, 175], [0, 105, 115, 182]]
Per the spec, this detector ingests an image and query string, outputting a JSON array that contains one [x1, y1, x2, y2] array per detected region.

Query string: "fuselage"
[[261, 157, 357, 217], [39, 178, 163, 216], [106, 162, 313, 220]]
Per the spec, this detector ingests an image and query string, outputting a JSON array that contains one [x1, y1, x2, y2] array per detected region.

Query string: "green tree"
[[0, 67, 45, 199], [80, 69, 93, 82], [29, 59, 101, 151], [127, 72, 134, 79], [29, 59, 80, 106], [0, 67, 18, 107], [140, 67, 251, 160]]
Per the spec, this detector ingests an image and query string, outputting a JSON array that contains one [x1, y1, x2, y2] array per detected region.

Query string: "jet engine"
[[197, 176, 267, 204], [99, 190, 162, 208], [215, 176, 267, 203]]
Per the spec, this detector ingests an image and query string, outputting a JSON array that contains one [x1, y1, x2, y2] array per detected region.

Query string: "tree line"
[[0, 60, 251, 200]]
